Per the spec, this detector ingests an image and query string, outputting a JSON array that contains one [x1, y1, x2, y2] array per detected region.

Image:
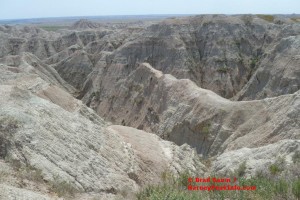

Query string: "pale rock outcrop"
[[212, 139, 300, 176], [0, 58, 205, 199]]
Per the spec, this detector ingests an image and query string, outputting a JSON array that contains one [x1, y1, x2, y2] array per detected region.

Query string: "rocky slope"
[[0, 54, 205, 199], [0, 15, 299, 199]]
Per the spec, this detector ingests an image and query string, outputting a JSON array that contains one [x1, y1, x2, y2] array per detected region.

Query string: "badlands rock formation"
[[0, 54, 205, 199], [0, 15, 299, 199]]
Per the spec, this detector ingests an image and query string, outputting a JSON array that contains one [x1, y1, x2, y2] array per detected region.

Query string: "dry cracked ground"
[[0, 15, 299, 199]]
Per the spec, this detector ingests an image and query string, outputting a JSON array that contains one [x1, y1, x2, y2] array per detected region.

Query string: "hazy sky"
[[1, 0, 299, 20]]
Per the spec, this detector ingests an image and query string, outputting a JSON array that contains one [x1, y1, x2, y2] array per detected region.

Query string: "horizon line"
[[1, 13, 299, 21]]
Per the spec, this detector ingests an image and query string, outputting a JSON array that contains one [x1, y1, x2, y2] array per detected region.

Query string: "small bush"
[[217, 66, 229, 73], [269, 157, 285, 176], [235, 161, 247, 177], [269, 164, 282, 175], [250, 57, 259, 69], [201, 123, 211, 135]]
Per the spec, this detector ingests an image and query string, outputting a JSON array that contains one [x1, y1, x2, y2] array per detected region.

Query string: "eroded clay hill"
[[1, 15, 299, 99], [0, 15, 299, 199], [0, 54, 205, 199]]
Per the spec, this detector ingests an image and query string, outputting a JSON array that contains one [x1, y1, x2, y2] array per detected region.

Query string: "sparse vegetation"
[[39, 26, 69, 31], [17, 165, 44, 183], [274, 179, 288, 198], [5, 157, 78, 198], [257, 15, 275, 23], [50, 175, 78, 197], [195, 122, 211, 135], [132, 84, 144, 92], [217, 66, 230, 73], [201, 123, 211, 135], [137, 171, 202, 200], [4, 157, 44, 183], [137, 170, 300, 200], [269, 157, 285, 175], [291, 17, 300, 23], [292, 179, 300, 199]]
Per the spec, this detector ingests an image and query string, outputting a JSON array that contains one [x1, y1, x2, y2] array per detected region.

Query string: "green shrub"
[[269, 164, 282, 175], [269, 157, 285, 175], [137, 169, 300, 200], [201, 123, 211, 135], [217, 66, 229, 73], [235, 161, 247, 177], [250, 57, 258, 69], [136, 184, 203, 200]]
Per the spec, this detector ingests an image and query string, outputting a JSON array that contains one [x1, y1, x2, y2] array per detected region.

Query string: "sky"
[[0, 0, 300, 20]]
